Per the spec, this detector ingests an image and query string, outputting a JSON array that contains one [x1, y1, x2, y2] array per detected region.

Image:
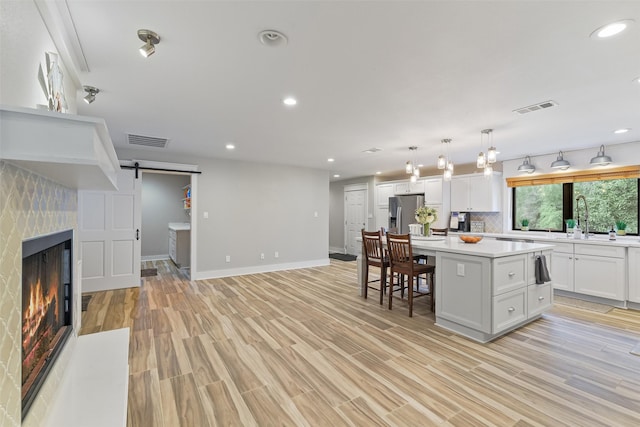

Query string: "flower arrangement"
[[415, 206, 438, 225]]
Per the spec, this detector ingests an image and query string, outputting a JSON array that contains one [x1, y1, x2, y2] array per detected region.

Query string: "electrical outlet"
[[260, 253, 265, 260], [225, 255, 231, 263], [203, 211, 209, 219], [457, 263, 465, 276], [274, 251, 279, 258], [314, 211, 318, 217]]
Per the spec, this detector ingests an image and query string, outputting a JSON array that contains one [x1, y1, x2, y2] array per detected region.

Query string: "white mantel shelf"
[[0, 105, 119, 190]]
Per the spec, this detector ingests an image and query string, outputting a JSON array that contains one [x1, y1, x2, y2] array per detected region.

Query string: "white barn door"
[[79, 169, 141, 292]]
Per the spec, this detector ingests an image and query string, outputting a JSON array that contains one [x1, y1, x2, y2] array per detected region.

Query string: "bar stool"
[[386, 233, 435, 316], [361, 229, 389, 305]]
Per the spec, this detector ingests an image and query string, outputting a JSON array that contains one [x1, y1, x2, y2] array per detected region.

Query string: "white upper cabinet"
[[376, 184, 394, 207], [450, 173, 502, 212], [394, 180, 425, 195], [424, 178, 443, 204]]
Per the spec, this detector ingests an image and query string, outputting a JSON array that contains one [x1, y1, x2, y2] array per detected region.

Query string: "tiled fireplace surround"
[[0, 161, 78, 427]]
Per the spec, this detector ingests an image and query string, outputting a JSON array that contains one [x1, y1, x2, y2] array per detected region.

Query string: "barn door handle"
[[136, 229, 140, 240]]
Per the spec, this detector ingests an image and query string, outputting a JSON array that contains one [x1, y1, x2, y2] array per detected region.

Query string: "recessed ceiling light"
[[225, 143, 235, 150], [327, 158, 335, 162], [614, 128, 630, 134], [283, 97, 297, 106], [333, 174, 340, 178], [634, 76, 640, 84], [591, 19, 634, 38]]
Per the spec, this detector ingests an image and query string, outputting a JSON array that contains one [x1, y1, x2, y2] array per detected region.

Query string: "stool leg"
[[408, 276, 414, 317], [363, 263, 369, 299], [380, 266, 386, 305]]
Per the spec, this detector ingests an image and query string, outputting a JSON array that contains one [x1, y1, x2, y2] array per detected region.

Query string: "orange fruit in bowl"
[[459, 235, 483, 243]]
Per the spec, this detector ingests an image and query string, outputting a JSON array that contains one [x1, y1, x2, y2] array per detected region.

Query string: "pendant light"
[[589, 144, 612, 166], [550, 150, 571, 170], [484, 129, 497, 164], [405, 146, 420, 181], [477, 130, 487, 169], [439, 139, 453, 181], [517, 155, 536, 174]]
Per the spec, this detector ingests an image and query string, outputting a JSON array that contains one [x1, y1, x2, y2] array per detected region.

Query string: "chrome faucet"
[[576, 195, 589, 239]]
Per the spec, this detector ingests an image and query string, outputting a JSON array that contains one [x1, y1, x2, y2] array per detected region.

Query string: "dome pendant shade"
[[517, 155, 536, 174], [590, 145, 612, 166], [551, 151, 570, 170]]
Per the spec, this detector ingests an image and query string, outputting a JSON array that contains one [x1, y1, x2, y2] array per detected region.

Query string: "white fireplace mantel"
[[0, 106, 119, 190]]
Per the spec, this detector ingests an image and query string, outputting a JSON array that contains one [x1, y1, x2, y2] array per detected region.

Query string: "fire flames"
[[22, 278, 57, 350]]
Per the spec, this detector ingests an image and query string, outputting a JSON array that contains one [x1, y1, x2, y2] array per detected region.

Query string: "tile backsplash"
[[469, 212, 503, 233], [0, 161, 77, 427]]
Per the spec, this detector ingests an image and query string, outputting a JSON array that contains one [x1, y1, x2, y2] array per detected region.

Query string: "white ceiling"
[[62, 1, 640, 180]]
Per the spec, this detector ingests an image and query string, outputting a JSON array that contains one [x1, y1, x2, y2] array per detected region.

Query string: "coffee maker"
[[450, 212, 471, 232]]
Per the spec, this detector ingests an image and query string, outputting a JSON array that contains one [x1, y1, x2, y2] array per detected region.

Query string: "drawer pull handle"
[[508, 272, 515, 277], [538, 296, 545, 301], [508, 307, 515, 312]]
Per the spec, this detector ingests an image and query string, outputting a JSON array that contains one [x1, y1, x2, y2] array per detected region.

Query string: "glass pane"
[[574, 179, 638, 234], [514, 184, 563, 230]]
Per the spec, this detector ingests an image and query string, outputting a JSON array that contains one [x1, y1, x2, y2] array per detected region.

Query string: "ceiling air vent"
[[363, 148, 383, 154], [127, 133, 169, 148], [513, 100, 558, 115]]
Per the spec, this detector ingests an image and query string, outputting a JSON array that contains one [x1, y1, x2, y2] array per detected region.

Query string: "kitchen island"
[[358, 236, 555, 343]]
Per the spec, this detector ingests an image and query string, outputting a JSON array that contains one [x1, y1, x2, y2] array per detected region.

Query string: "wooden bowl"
[[459, 235, 483, 244]]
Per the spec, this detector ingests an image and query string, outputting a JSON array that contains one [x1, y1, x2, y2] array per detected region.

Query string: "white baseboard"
[[141, 254, 170, 261], [192, 258, 330, 280], [329, 246, 345, 254]]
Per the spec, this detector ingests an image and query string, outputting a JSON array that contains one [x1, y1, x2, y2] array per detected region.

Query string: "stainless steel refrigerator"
[[388, 195, 425, 234]]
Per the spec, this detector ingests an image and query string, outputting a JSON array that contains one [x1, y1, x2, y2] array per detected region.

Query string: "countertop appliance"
[[450, 212, 471, 232], [389, 195, 424, 234]]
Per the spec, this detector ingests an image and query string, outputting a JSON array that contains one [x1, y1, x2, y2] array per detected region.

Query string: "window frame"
[[510, 174, 639, 235]]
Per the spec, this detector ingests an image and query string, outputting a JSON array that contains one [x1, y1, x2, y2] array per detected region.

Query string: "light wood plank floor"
[[81, 259, 640, 427]]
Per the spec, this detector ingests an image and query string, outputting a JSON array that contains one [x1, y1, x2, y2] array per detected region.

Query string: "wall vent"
[[513, 100, 558, 115], [127, 133, 169, 148]]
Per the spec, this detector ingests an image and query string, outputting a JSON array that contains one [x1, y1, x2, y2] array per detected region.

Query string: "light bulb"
[[405, 161, 413, 174], [477, 152, 486, 169], [487, 147, 497, 164], [437, 155, 446, 169], [443, 169, 452, 181], [484, 165, 493, 176]]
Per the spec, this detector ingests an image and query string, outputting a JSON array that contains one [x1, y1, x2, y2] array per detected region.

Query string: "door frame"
[[343, 183, 369, 255], [120, 159, 199, 276]]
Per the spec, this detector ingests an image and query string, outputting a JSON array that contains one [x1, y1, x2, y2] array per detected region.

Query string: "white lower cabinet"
[[629, 248, 640, 303], [528, 283, 553, 318], [551, 251, 575, 291], [493, 288, 527, 332], [574, 249, 625, 300]]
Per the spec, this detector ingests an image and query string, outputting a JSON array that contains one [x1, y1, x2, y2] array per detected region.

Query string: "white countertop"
[[410, 236, 554, 258], [464, 231, 640, 248], [168, 222, 191, 231]]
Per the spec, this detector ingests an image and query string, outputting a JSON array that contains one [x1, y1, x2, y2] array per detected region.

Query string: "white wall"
[[117, 147, 330, 278], [0, 1, 78, 112], [141, 173, 191, 258]]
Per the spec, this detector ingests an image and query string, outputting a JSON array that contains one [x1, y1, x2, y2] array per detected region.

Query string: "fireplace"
[[21, 230, 73, 418]]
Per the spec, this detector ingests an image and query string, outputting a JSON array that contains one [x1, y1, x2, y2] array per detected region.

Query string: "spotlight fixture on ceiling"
[[258, 30, 288, 47], [82, 85, 99, 104], [405, 146, 420, 183], [551, 151, 570, 170], [517, 156, 536, 174], [138, 29, 160, 57], [590, 144, 612, 166]]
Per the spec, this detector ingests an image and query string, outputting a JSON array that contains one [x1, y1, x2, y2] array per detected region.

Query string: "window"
[[574, 179, 637, 233], [513, 184, 563, 230], [513, 178, 638, 234]]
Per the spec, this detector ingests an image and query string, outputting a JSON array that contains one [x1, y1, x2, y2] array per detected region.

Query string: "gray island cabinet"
[[358, 237, 555, 343]]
